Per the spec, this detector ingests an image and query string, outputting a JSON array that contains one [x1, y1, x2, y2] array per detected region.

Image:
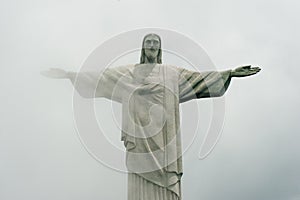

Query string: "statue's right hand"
[[40, 68, 68, 79]]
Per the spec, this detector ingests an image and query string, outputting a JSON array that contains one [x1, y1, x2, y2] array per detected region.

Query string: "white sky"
[[0, 0, 300, 199]]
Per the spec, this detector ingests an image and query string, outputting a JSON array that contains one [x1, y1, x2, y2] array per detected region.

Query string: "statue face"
[[143, 34, 160, 61]]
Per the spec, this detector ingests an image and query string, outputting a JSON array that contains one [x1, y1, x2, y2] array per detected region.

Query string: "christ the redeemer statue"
[[42, 33, 261, 200]]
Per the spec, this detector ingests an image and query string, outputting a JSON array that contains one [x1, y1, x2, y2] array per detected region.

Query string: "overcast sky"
[[0, 0, 300, 200]]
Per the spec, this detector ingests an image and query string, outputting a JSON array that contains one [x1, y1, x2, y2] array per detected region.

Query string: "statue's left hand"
[[40, 68, 68, 79], [231, 65, 261, 77]]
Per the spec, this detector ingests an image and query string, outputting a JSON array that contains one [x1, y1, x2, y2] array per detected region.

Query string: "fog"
[[0, 0, 299, 199]]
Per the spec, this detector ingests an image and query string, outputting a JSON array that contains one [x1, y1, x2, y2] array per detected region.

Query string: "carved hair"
[[140, 33, 162, 64]]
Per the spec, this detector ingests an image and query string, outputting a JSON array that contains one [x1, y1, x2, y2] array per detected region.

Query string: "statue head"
[[140, 33, 162, 64]]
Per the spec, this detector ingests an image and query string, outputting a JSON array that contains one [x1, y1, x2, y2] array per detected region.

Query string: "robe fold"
[[70, 64, 232, 200]]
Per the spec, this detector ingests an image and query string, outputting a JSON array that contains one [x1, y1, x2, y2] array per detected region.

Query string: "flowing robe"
[[70, 64, 232, 200]]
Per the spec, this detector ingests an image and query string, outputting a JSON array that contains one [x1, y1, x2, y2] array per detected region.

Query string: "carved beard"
[[145, 49, 159, 62]]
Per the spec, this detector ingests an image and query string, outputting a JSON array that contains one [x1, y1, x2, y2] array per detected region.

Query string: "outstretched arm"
[[179, 68, 232, 102], [41, 66, 132, 101], [41, 68, 97, 98], [40, 68, 80, 84], [178, 65, 261, 103]]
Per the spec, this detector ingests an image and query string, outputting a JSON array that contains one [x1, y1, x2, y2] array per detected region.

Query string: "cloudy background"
[[1, 0, 300, 199]]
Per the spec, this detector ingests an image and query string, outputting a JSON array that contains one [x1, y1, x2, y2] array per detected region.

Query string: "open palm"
[[40, 68, 68, 79], [231, 65, 261, 77]]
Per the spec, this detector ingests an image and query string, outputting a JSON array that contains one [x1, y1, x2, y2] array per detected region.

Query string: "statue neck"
[[144, 56, 158, 64]]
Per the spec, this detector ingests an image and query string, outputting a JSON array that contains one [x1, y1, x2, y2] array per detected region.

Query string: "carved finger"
[[243, 65, 251, 69], [251, 67, 260, 71]]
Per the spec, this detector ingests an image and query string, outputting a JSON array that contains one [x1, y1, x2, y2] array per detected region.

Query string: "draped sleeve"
[[69, 65, 133, 102], [178, 68, 232, 103]]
